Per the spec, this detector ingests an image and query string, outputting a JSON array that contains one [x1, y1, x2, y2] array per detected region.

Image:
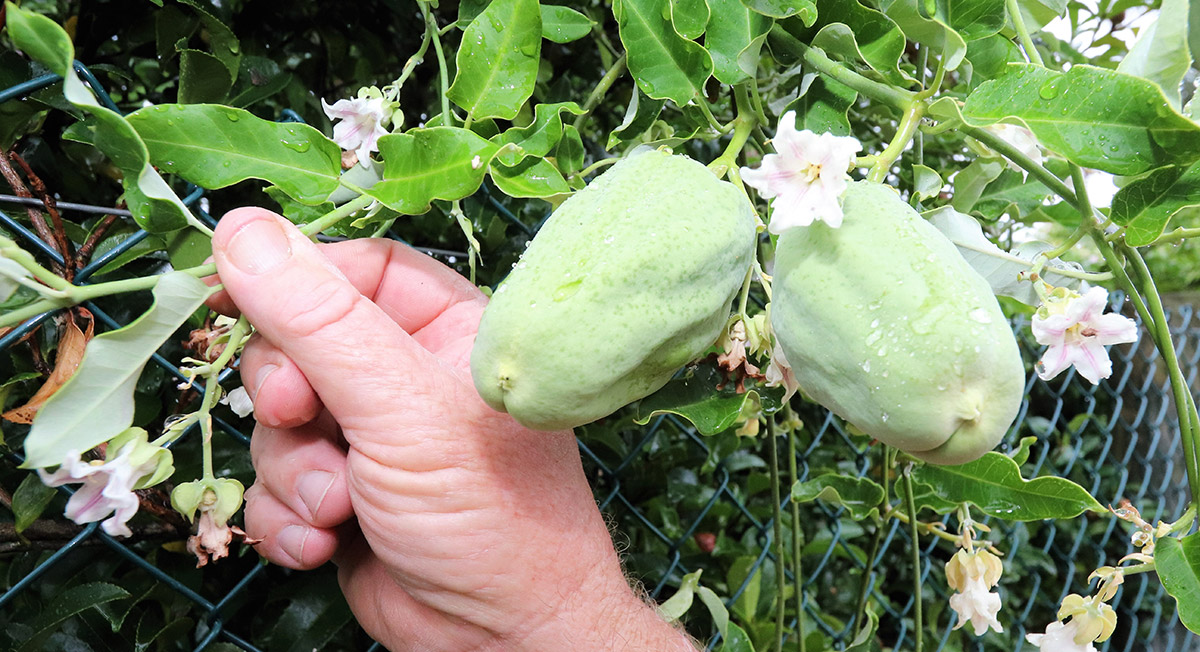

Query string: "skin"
[[207, 207, 697, 651]]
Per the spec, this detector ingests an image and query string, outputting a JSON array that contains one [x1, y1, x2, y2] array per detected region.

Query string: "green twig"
[[785, 417, 807, 652], [901, 464, 923, 652], [198, 316, 251, 480], [1147, 227, 1200, 246], [574, 53, 627, 132], [1007, 0, 1045, 66], [852, 446, 893, 633], [868, 101, 925, 183], [420, 1, 453, 125], [766, 417, 785, 652], [767, 26, 914, 111]]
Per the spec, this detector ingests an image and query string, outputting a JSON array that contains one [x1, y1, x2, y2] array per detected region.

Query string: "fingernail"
[[297, 470, 335, 520], [252, 363, 279, 400], [277, 525, 308, 564], [227, 218, 291, 275]]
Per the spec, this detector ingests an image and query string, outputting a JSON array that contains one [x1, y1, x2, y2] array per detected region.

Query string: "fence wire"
[[0, 64, 1196, 652]]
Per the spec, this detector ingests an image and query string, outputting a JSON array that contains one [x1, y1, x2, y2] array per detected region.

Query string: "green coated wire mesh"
[[0, 64, 1196, 652]]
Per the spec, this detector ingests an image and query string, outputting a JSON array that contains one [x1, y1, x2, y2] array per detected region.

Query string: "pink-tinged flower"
[[321, 96, 392, 167], [1026, 620, 1099, 652], [740, 111, 861, 233], [1032, 287, 1138, 385], [764, 342, 799, 400], [38, 450, 156, 537]]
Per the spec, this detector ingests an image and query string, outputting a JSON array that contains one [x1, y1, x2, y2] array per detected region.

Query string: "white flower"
[[1026, 620, 1099, 652], [221, 386, 254, 418], [949, 575, 1004, 635], [740, 111, 861, 233], [987, 123, 1043, 177], [38, 445, 158, 537], [1032, 287, 1138, 384], [764, 342, 799, 400], [321, 96, 392, 168]]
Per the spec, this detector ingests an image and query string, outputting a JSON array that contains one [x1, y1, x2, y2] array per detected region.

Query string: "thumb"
[[212, 207, 462, 433]]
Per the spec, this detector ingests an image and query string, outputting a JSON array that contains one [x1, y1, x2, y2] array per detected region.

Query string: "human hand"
[[208, 208, 696, 651]]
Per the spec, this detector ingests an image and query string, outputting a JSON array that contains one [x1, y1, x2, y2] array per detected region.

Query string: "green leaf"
[[962, 64, 1200, 175], [972, 168, 1052, 218], [448, 0, 541, 121], [786, 74, 857, 136], [911, 452, 1105, 521], [17, 582, 130, 652], [671, 0, 711, 40], [489, 156, 570, 198], [366, 127, 499, 214], [720, 623, 757, 651], [705, 0, 772, 85], [613, 0, 714, 106], [6, 4, 200, 233], [1111, 161, 1200, 246], [1156, 533, 1200, 634], [21, 273, 214, 469], [554, 124, 585, 179], [267, 574, 355, 652], [128, 104, 342, 204], [1115, 0, 1190, 109], [963, 34, 1022, 88], [878, 0, 969, 71], [845, 607, 879, 652], [178, 49, 233, 104], [179, 0, 241, 80], [607, 89, 666, 149], [634, 364, 785, 435], [790, 0, 913, 86], [907, 479, 962, 515], [741, 0, 816, 22], [12, 472, 56, 533], [657, 569, 702, 620], [492, 101, 583, 166], [540, 5, 595, 43], [791, 473, 885, 520], [1008, 435, 1037, 466], [912, 163, 942, 203]]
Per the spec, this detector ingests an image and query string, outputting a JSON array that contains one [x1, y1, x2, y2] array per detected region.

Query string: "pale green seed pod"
[[771, 181, 1025, 465], [471, 149, 757, 430]]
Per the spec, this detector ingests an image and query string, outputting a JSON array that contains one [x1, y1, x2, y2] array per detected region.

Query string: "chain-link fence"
[[0, 64, 1196, 652]]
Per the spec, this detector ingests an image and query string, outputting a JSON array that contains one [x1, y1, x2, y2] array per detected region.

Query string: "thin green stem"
[[961, 125, 1077, 204], [768, 26, 914, 110], [0, 236, 73, 293], [1007, 0, 1045, 66], [766, 417, 785, 652], [574, 157, 620, 180], [299, 194, 376, 237], [451, 200, 481, 284], [574, 53, 627, 132], [786, 423, 807, 652], [1147, 227, 1200, 246], [394, 18, 434, 90], [1038, 222, 1090, 262], [901, 465, 923, 652], [888, 509, 963, 545], [420, 1, 452, 125], [869, 101, 924, 183], [199, 316, 251, 480], [697, 100, 732, 135], [853, 446, 893, 633], [736, 263, 754, 319], [1126, 246, 1200, 507]]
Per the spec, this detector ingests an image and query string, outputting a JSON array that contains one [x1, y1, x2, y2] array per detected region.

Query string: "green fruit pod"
[[771, 181, 1025, 465], [471, 149, 757, 430]]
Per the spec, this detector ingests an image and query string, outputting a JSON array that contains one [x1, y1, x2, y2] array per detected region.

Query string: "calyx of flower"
[[171, 477, 245, 525]]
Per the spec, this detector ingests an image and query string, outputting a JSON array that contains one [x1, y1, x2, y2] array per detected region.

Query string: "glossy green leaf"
[[540, 5, 595, 43], [607, 89, 666, 149], [554, 124, 585, 180], [17, 583, 130, 652], [178, 50, 233, 104], [1015, 0, 1065, 31], [1111, 161, 1200, 246], [912, 452, 1105, 521], [366, 127, 499, 214], [448, 0, 541, 121], [613, 0, 714, 106], [458, 0, 492, 27], [671, 0, 711, 40], [720, 624, 756, 651], [12, 472, 56, 533], [741, 0, 816, 22], [1009, 435, 1038, 466], [878, 0, 969, 71], [845, 608, 879, 652], [1156, 533, 1200, 634], [179, 0, 241, 80], [705, 0, 772, 85], [6, 4, 200, 233], [128, 104, 342, 204], [963, 34, 1022, 88], [489, 156, 570, 198], [791, 474, 885, 520], [786, 74, 857, 136], [492, 101, 583, 166], [907, 479, 962, 515], [1115, 0, 1189, 109], [972, 168, 1052, 218], [962, 64, 1200, 175], [22, 273, 214, 469], [792, 0, 912, 86], [634, 364, 785, 435], [912, 164, 942, 203], [657, 569, 702, 620]]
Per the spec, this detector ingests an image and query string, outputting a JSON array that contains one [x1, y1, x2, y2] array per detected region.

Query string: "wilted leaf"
[[3, 309, 94, 424]]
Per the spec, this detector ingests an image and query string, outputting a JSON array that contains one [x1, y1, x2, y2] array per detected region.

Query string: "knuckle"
[[277, 277, 361, 341]]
